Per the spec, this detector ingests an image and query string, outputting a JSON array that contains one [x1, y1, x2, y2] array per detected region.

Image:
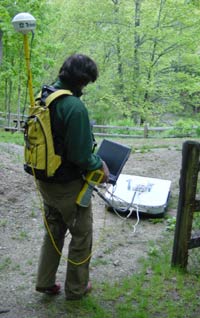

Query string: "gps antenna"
[[12, 12, 36, 108]]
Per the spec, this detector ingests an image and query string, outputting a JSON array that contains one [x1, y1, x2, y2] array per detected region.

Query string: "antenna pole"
[[23, 33, 35, 107]]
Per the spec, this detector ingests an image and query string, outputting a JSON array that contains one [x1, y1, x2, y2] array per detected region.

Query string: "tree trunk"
[[112, 0, 125, 95], [133, 0, 142, 123], [0, 29, 3, 64], [144, 0, 166, 103], [134, 0, 141, 78]]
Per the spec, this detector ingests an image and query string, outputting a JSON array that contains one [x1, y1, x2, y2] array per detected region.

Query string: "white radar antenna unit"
[[12, 12, 36, 34]]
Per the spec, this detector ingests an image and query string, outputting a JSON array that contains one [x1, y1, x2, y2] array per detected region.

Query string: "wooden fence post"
[[171, 140, 200, 268], [144, 123, 149, 138]]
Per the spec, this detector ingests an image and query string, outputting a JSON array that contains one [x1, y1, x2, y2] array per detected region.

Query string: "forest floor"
[[0, 138, 193, 318]]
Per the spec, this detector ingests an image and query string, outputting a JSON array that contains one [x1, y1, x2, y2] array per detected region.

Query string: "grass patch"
[[0, 257, 12, 271], [0, 219, 8, 227], [18, 230, 29, 240], [93, 238, 200, 318], [0, 129, 24, 145], [133, 143, 171, 153]]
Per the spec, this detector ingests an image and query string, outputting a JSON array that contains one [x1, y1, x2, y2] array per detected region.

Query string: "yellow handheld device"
[[76, 169, 104, 207]]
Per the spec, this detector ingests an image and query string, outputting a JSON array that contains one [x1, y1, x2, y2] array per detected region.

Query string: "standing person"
[[35, 54, 109, 300]]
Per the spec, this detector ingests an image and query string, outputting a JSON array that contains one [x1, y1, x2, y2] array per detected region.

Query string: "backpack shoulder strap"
[[45, 89, 72, 107]]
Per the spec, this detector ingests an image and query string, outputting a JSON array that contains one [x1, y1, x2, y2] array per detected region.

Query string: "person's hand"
[[100, 160, 110, 183]]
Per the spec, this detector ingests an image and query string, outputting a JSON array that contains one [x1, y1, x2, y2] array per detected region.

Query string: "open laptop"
[[96, 139, 131, 185]]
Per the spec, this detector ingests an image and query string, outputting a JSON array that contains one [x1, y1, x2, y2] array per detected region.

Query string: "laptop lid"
[[96, 139, 131, 185]]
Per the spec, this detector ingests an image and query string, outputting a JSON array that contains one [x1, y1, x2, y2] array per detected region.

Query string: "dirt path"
[[0, 139, 184, 317]]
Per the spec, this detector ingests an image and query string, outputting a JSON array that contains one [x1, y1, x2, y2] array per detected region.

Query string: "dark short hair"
[[58, 54, 98, 90]]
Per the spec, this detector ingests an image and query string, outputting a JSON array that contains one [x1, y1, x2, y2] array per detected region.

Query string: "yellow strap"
[[45, 89, 72, 107]]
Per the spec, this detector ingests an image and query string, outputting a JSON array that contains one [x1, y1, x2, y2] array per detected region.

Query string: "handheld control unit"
[[76, 169, 104, 207]]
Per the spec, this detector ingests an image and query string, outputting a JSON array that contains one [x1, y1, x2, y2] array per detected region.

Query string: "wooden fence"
[[0, 111, 198, 138], [172, 141, 200, 269], [92, 124, 173, 138]]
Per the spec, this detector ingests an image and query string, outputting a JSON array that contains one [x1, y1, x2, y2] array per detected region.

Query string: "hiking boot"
[[84, 281, 92, 295], [66, 281, 92, 300], [36, 283, 61, 295]]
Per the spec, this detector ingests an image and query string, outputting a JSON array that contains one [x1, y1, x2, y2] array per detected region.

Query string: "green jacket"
[[43, 80, 102, 183]]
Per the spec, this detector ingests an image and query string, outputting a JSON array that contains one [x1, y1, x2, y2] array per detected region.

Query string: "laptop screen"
[[96, 139, 131, 184]]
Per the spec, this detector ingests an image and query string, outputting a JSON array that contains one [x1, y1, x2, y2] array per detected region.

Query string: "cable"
[[31, 157, 108, 265], [94, 183, 144, 233]]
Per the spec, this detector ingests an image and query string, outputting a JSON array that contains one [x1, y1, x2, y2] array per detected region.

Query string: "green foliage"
[[1, 0, 200, 125], [167, 119, 200, 137], [166, 216, 177, 231]]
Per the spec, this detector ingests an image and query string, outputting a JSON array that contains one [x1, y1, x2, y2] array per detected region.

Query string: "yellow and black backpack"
[[24, 85, 72, 178]]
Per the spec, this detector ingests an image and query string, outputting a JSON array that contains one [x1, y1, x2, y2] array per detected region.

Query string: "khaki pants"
[[36, 178, 93, 299]]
